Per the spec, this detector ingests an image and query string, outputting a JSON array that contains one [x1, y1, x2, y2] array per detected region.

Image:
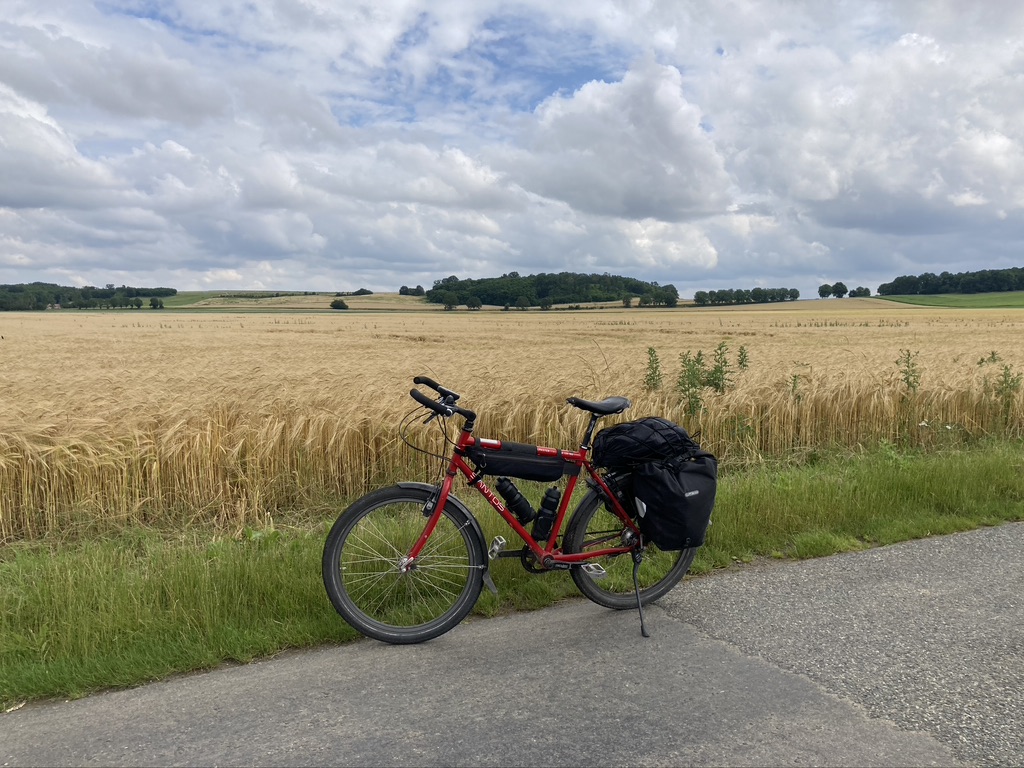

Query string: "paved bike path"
[[3, 522, 1022, 767]]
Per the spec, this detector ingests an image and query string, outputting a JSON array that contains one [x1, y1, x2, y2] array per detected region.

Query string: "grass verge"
[[2, 441, 1022, 709]]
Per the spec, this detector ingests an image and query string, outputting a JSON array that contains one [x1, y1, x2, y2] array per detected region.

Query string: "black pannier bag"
[[591, 417, 699, 470], [466, 441, 579, 482], [592, 417, 717, 550], [632, 451, 717, 550]]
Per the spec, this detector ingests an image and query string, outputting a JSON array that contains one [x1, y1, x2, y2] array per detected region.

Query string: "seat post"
[[581, 413, 601, 450]]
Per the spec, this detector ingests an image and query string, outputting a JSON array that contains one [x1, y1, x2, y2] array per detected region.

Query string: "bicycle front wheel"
[[322, 485, 485, 644], [563, 490, 696, 610]]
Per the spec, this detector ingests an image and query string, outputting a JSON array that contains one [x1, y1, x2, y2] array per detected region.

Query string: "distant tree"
[[466, 296, 482, 310], [399, 285, 409, 295], [788, 288, 800, 301], [330, 298, 349, 310], [818, 284, 833, 299], [622, 295, 633, 308], [692, 291, 710, 306], [441, 291, 459, 310], [849, 286, 871, 297], [149, 297, 164, 309], [413, 285, 425, 296], [515, 295, 530, 310], [434, 275, 460, 289], [539, 297, 553, 310], [132, 298, 143, 309], [831, 282, 849, 298]]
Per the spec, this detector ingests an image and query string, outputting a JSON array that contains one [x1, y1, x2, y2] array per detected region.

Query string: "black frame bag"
[[465, 441, 579, 482], [632, 450, 717, 550]]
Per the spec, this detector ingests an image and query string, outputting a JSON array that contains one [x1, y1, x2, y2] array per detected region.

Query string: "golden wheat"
[[1, 300, 1022, 541]]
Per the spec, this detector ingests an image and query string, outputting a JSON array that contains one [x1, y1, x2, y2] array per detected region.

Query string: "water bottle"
[[531, 486, 561, 542], [496, 477, 536, 523]]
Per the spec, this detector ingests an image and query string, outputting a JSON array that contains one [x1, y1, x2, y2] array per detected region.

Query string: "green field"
[[161, 290, 334, 308], [877, 291, 1024, 308]]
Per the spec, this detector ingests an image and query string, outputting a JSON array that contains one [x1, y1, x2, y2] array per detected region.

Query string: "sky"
[[1, 1, 1022, 299]]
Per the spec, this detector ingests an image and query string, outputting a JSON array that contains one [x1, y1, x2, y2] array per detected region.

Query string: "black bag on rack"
[[591, 417, 699, 470], [631, 450, 717, 550], [592, 417, 716, 550]]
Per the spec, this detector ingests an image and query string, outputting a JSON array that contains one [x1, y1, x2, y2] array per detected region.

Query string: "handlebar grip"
[[412, 376, 460, 401], [410, 388, 453, 416], [413, 375, 440, 390]]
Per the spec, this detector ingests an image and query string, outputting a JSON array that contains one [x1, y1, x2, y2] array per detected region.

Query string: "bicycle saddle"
[[566, 396, 631, 415]]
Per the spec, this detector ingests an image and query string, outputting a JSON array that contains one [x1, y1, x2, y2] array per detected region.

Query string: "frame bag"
[[465, 441, 578, 482], [632, 450, 718, 550]]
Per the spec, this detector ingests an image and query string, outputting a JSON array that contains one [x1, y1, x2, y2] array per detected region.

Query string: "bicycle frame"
[[408, 423, 639, 569]]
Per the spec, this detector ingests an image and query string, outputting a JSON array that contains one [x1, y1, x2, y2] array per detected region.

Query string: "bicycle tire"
[[322, 485, 486, 644], [563, 489, 696, 610]]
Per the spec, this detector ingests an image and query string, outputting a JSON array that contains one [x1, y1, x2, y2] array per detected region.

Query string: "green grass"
[[160, 291, 334, 309], [159, 291, 220, 308], [2, 441, 1023, 708], [876, 291, 1024, 308]]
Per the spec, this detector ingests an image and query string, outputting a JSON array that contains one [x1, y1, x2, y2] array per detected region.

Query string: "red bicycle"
[[322, 376, 698, 644]]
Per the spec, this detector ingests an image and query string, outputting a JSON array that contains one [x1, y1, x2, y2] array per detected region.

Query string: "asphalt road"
[[2, 522, 1022, 767]]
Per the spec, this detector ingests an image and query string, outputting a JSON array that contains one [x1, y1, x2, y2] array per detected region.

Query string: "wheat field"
[[1, 299, 1022, 542]]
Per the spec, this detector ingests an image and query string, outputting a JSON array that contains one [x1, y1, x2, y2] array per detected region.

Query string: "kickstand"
[[632, 549, 651, 638]]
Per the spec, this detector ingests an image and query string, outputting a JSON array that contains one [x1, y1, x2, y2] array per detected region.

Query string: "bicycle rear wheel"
[[322, 485, 485, 644], [563, 490, 696, 610]]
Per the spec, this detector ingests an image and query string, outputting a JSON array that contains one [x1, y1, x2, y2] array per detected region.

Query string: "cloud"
[[499, 58, 732, 221], [1, 1, 1023, 297]]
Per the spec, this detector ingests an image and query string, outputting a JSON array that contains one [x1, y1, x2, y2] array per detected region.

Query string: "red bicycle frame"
[[407, 424, 639, 567]]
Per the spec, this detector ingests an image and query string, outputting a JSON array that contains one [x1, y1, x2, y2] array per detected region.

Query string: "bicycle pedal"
[[580, 563, 608, 579], [488, 536, 507, 560]]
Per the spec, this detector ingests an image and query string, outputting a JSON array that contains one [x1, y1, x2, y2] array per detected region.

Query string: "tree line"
[[817, 282, 871, 298], [876, 267, 1024, 295], [692, 287, 799, 306], [0, 283, 177, 311], [424, 272, 678, 309]]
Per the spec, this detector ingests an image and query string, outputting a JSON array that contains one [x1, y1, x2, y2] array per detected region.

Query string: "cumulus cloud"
[[0, 1, 1022, 296], [500, 58, 732, 221]]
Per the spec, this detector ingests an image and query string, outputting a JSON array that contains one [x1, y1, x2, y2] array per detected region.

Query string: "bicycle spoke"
[[323, 490, 485, 636]]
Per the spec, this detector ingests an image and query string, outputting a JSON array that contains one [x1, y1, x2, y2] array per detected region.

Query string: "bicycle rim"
[[564, 491, 696, 610], [322, 486, 484, 643]]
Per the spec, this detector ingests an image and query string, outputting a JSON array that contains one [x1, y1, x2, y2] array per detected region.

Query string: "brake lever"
[[422, 394, 456, 424]]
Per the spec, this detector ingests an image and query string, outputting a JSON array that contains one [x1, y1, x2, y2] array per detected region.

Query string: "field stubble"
[[1, 300, 1022, 542]]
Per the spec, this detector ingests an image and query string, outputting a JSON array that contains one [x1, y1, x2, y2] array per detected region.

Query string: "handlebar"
[[410, 379, 477, 424], [413, 376, 461, 401]]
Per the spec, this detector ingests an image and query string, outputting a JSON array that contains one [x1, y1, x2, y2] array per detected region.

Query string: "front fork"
[[406, 478, 498, 595]]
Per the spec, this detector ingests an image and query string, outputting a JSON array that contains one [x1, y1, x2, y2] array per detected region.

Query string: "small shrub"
[[896, 349, 921, 393], [706, 341, 732, 394], [676, 351, 706, 415], [644, 347, 663, 391], [738, 345, 749, 370]]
